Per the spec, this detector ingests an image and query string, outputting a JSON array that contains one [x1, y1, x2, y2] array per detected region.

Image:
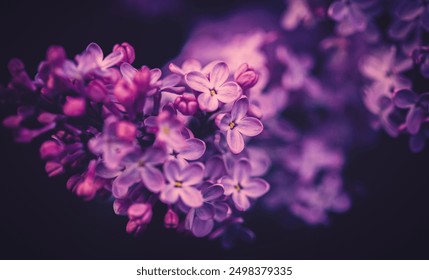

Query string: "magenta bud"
[[86, 80, 108, 102], [113, 42, 135, 64], [128, 203, 153, 224], [75, 179, 98, 200], [40, 140, 63, 159], [116, 121, 137, 141], [46, 46, 66, 64], [114, 79, 137, 105], [134, 66, 151, 91], [63, 96, 86, 117], [234, 63, 259, 89], [164, 209, 179, 229], [45, 161, 64, 177], [174, 93, 198, 115]]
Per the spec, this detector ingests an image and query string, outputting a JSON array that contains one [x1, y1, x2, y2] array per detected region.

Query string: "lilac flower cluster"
[[1, 42, 269, 242]]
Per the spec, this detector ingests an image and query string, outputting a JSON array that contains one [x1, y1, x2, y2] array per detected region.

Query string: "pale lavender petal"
[[140, 165, 165, 193], [160, 186, 180, 204], [150, 68, 162, 84], [179, 138, 206, 161], [112, 168, 140, 198], [389, 20, 414, 39], [232, 192, 250, 211], [394, 89, 418, 108], [164, 160, 181, 182], [216, 81, 240, 104], [95, 162, 121, 179], [101, 51, 124, 69], [162, 74, 181, 87], [227, 129, 245, 154], [192, 218, 214, 237], [237, 117, 263, 136], [233, 159, 251, 183], [243, 178, 269, 198], [406, 107, 425, 134], [220, 175, 236, 195], [86, 43, 103, 63], [218, 113, 232, 131], [198, 92, 219, 112], [231, 97, 249, 121], [185, 71, 211, 92], [210, 62, 229, 88], [181, 162, 204, 186], [120, 63, 137, 82], [180, 187, 204, 208]]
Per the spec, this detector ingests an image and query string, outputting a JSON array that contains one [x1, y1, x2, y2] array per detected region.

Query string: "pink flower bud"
[[45, 161, 64, 177], [63, 96, 86, 117], [40, 140, 63, 159], [164, 209, 179, 229], [46, 46, 66, 64], [174, 93, 198, 115], [116, 121, 137, 141], [234, 63, 259, 89], [86, 80, 108, 102], [134, 66, 151, 92], [113, 42, 135, 64], [75, 179, 98, 200], [128, 203, 153, 224], [114, 79, 137, 105]]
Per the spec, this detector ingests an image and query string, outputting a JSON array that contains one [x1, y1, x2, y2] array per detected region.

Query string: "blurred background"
[[1, 0, 429, 259]]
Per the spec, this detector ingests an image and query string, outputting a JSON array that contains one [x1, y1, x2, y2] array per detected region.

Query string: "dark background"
[[1, 0, 429, 259]]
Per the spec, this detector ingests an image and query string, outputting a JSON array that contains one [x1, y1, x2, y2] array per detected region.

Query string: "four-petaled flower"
[[160, 160, 204, 208], [217, 97, 263, 154], [185, 62, 240, 112], [221, 158, 269, 211]]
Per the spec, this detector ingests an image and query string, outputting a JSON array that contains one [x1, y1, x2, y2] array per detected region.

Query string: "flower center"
[[162, 126, 170, 135], [229, 121, 236, 129], [138, 160, 145, 167], [174, 181, 183, 188], [210, 89, 217, 96], [234, 184, 243, 192]]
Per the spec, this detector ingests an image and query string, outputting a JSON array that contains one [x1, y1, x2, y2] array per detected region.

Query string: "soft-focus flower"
[[217, 97, 263, 154], [393, 89, 429, 135], [126, 203, 153, 234], [185, 62, 240, 112], [113, 42, 136, 64], [160, 160, 204, 208], [328, 0, 373, 36], [221, 158, 269, 211], [112, 146, 167, 198]]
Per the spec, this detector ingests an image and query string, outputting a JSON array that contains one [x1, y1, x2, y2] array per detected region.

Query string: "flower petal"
[[198, 92, 219, 112], [141, 146, 167, 165], [160, 186, 180, 204], [191, 218, 214, 237], [406, 106, 425, 134], [214, 202, 229, 222], [216, 81, 240, 104], [396, 0, 424, 21], [205, 156, 227, 181], [231, 97, 249, 121], [180, 186, 204, 208], [101, 51, 124, 69], [202, 184, 224, 201], [232, 192, 250, 211], [218, 113, 232, 131], [210, 62, 229, 88], [393, 89, 418, 109], [227, 129, 245, 154], [181, 162, 204, 186], [141, 165, 165, 193], [112, 168, 140, 198], [179, 138, 206, 161], [243, 178, 269, 198], [164, 160, 181, 183], [120, 63, 137, 82], [220, 176, 236, 195], [237, 117, 263, 136], [233, 159, 252, 183], [196, 203, 215, 220], [185, 71, 211, 92], [328, 1, 348, 21]]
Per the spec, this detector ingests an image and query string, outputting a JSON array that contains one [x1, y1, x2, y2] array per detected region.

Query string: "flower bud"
[[234, 63, 259, 89], [63, 96, 86, 117], [174, 93, 198, 115], [114, 79, 137, 106], [164, 209, 179, 229], [86, 80, 108, 102], [128, 203, 153, 224], [113, 42, 135, 64], [116, 121, 137, 141], [46, 46, 66, 64], [40, 140, 63, 159]]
